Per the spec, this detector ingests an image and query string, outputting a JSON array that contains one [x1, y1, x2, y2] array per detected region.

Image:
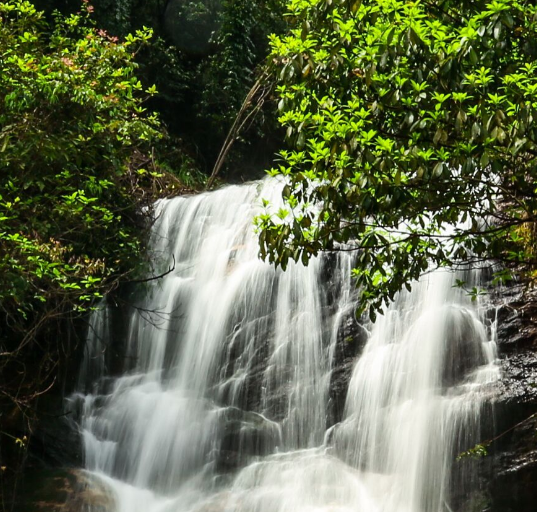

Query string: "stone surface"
[[328, 312, 368, 425], [215, 407, 281, 472], [489, 414, 537, 512], [14, 469, 114, 512], [484, 285, 537, 512], [28, 394, 82, 470]]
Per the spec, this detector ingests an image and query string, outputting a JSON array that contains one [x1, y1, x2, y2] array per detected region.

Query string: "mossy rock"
[[15, 469, 114, 512]]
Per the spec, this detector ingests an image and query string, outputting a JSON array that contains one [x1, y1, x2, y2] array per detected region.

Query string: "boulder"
[[14, 469, 114, 512]]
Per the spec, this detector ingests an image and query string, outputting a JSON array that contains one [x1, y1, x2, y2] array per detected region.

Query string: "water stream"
[[73, 180, 499, 512]]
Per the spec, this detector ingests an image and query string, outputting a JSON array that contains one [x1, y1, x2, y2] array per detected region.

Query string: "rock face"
[[28, 395, 82, 470], [14, 469, 114, 512], [328, 312, 368, 424], [215, 407, 281, 473], [485, 285, 537, 512]]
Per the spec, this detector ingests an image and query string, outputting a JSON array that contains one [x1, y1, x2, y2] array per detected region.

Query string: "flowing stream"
[[73, 180, 499, 512]]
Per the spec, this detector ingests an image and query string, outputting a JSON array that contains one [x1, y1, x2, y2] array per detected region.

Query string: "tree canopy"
[[256, 0, 537, 318]]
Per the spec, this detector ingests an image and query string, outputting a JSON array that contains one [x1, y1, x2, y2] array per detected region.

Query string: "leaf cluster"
[[0, 1, 163, 319], [257, 0, 537, 317]]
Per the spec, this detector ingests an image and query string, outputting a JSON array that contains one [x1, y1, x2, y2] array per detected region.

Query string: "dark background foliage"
[[34, 0, 285, 181]]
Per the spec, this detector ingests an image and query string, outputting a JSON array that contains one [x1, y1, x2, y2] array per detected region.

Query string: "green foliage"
[[0, 1, 162, 358], [168, 0, 286, 175], [257, 0, 537, 317], [457, 442, 489, 461]]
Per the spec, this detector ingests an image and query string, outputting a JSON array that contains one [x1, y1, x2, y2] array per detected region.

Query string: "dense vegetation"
[[257, 0, 537, 319], [0, 0, 182, 474], [0, 0, 284, 487], [33, 0, 286, 179]]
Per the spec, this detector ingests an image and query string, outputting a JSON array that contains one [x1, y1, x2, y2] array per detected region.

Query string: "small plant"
[[457, 443, 490, 461]]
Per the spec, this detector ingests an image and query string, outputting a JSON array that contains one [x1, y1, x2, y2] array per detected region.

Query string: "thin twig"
[[124, 254, 176, 284], [206, 69, 272, 189]]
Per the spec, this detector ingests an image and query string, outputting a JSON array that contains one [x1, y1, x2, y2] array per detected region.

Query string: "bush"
[[0, 0, 163, 423]]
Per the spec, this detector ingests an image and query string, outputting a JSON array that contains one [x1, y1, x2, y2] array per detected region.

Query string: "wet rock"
[[489, 414, 537, 512], [215, 407, 281, 472], [14, 469, 114, 512], [441, 305, 488, 387], [328, 312, 368, 425], [492, 286, 537, 426], [217, 317, 273, 416], [497, 353, 537, 407], [482, 285, 537, 512], [494, 285, 537, 353]]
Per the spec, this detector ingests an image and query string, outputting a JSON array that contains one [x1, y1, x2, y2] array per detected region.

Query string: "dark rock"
[[28, 393, 82, 470], [497, 353, 537, 407], [14, 469, 114, 512], [481, 285, 537, 512], [441, 305, 488, 387], [489, 414, 537, 512], [493, 285, 537, 353], [215, 407, 281, 472], [328, 312, 368, 426]]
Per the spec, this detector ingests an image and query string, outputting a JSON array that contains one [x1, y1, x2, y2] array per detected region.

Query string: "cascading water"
[[72, 179, 499, 512]]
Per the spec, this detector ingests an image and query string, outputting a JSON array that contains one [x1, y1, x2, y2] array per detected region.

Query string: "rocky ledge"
[[486, 284, 537, 512]]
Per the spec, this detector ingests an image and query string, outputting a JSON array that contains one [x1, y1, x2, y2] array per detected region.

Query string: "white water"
[[73, 180, 499, 512]]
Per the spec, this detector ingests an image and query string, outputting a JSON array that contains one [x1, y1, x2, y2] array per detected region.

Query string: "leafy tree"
[[0, 0, 168, 427], [256, 0, 537, 318]]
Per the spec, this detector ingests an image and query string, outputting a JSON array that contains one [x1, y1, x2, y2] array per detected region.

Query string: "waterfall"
[[72, 179, 499, 512]]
